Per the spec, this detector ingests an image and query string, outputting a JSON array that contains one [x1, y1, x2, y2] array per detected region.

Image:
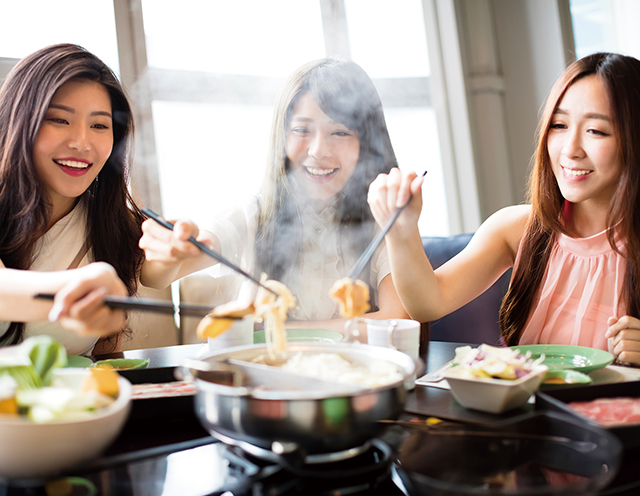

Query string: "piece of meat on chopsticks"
[[329, 278, 371, 319], [196, 300, 255, 340]]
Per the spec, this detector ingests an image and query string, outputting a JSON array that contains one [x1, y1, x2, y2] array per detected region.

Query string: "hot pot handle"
[[175, 358, 245, 387]]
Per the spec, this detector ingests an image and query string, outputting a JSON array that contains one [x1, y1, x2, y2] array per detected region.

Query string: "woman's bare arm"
[[0, 262, 129, 337], [368, 169, 528, 322]]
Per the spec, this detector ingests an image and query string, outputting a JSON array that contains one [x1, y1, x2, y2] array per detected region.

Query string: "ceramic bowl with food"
[[0, 368, 131, 479], [442, 344, 548, 414], [444, 366, 547, 413]]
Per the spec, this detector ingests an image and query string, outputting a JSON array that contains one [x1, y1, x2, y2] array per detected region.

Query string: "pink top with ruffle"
[[518, 228, 626, 351]]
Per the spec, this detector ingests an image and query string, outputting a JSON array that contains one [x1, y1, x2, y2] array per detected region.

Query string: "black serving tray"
[[536, 381, 640, 450], [405, 385, 534, 426]]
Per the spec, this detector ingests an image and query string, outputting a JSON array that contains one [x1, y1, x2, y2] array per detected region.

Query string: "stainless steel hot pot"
[[178, 342, 423, 461]]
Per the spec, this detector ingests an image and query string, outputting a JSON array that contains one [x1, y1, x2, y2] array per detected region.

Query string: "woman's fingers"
[[606, 316, 640, 366], [396, 170, 419, 208], [386, 167, 402, 211], [139, 218, 199, 261], [367, 173, 391, 225], [606, 315, 640, 338], [59, 288, 126, 336], [411, 173, 425, 194], [367, 170, 423, 236], [49, 263, 128, 336]]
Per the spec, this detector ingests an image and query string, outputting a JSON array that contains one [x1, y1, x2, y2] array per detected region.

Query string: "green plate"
[[92, 358, 150, 370], [66, 355, 93, 368], [253, 328, 343, 343], [541, 369, 593, 389], [511, 344, 613, 374]]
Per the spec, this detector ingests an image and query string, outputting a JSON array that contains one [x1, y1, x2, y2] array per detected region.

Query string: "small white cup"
[[365, 318, 420, 359], [208, 317, 254, 351]]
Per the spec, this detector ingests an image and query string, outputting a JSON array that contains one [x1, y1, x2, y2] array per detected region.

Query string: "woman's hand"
[[367, 168, 424, 239], [139, 217, 218, 289], [49, 262, 128, 337], [139, 218, 201, 264], [606, 316, 640, 366]]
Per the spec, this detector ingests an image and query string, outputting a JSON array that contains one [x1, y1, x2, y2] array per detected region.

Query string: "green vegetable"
[[20, 336, 68, 386], [0, 365, 42, 390], [0, 336, 68, 390], [0, 337, 115, 424]]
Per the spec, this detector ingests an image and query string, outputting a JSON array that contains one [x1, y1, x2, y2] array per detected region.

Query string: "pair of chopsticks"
[[347, 171, 427, 280], [142, 209, 277, 296], [34, 293, 235, 319]]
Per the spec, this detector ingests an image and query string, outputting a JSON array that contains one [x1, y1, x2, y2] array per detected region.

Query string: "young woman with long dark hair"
[[140, 58, 408, 329], [0, 44, 145, 355], [368, 52, 640, 366]]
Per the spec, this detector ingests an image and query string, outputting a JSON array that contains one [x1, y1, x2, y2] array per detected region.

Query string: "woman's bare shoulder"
[[488, 204, 531, 226], [473, 204, 531, 256]]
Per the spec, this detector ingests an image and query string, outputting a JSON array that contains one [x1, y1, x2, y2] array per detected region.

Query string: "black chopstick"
[[141, 208, 278, 296], [347, 171, 427, 280], [34, 293, 239, 319]]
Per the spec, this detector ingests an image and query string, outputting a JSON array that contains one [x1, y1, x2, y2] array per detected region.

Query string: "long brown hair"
[[0, 43, 144, 344], [500, 52, 640, 345], [256, 58, 397, 289]]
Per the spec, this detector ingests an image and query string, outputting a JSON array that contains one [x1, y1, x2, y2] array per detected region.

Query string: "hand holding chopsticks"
[[348, 170, 427, 280], [141, 209, 278, 296]]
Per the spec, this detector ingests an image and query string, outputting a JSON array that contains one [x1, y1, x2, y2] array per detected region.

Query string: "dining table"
[[3, 340, 640, 496]]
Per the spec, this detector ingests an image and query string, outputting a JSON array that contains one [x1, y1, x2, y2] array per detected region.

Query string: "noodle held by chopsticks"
[[254, 274, 296, 359]]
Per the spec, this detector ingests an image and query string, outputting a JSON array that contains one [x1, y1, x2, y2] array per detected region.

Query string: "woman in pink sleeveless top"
[[368, 52, 640, 367]]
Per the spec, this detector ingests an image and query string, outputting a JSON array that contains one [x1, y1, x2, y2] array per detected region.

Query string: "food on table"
[[446, 344, 545, 380], [280, 352, 402, 388], [254, 274, 296, 357], [16, 335, 68, 387], [541, 369, 592, 386], [92, 358, 150, 370], [567, 397, 640, 425], [83, 367, 120, 398], [194, 273, 296, 362], [0, 376, 17, 414], [196, 300, 256, 340], [329, 277, 371, 318], [544, 376, 569, 384], [0, 336, 120, 423], [131, 381, 196, 399]]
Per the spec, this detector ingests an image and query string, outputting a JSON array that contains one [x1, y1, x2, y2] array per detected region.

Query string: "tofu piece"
[[82, 367, 120, 398]]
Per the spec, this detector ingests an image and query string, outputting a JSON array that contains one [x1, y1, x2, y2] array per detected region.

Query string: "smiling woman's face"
[[285, 92, 360, 210], [547, 75, 622, 212], [33, 79, 113, 221]]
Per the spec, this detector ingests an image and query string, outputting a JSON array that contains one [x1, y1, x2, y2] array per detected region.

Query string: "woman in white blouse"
[[140, 59, 409, 331], [0, 44, 145, 355]]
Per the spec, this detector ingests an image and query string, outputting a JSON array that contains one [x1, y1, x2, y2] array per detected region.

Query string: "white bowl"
[[443, 364, 547, 414], [0, 369, 131, 480]]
